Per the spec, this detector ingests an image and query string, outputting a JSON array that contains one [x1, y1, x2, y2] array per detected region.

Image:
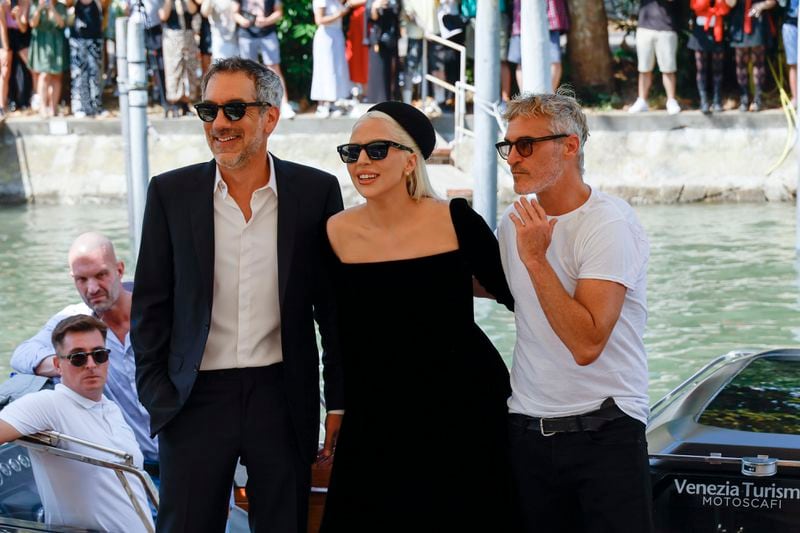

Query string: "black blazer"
[[130, 155, 345, 462]]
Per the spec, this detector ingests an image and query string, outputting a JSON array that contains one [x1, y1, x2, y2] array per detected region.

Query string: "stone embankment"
[[0, 110, 796, 205]]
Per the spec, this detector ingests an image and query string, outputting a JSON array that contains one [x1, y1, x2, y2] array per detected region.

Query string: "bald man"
[[11, 232, 159, 468]]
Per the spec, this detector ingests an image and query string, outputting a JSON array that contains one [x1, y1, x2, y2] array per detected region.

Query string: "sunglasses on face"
[[336, 140, 414, 163], [193, 101, 272, 122], [494, 134, 569, 160], [60, 348, 111, 367]]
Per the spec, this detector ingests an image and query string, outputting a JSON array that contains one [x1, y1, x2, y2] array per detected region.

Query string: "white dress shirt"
[[200, 155, 283, 370], [0, 384, 154, 532]]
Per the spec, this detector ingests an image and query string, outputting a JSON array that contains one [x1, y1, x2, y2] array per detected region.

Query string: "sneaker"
[[31, 94, 41, 112], [98, 109, 111, 118], [423, 98, 442, 118], [280, 102, 296, 119], [628, 97, 649, 113], [330, 107, 344, 118], [73, 111, 87, 119], [315, 105, 330, 118], [666, 98, 681, 115]]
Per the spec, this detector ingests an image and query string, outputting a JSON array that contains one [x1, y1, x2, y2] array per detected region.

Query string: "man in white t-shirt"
[[496, 92, 653, 533], [0, 314, 153, 533]]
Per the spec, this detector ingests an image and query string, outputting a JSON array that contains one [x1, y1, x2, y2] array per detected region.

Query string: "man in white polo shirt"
[[0, 314, 153, 533], [496, 92, 653, 532]]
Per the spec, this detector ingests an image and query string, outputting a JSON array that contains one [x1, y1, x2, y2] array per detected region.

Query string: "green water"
[[1, 202, 798, 402]]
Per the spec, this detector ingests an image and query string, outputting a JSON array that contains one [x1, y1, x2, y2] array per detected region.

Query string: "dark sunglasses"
[[60, 348, 111, 367], [193, 101, 272, 122], [495, 134, 569, 160], [336, 140, 413, 163]]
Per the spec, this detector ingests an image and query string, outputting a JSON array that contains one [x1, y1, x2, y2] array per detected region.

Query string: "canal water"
[[1, 201, 798, 402]]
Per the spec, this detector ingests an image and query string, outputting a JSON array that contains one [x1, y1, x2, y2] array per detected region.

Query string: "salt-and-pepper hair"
[[201, 57, 283, 109], [353, 111, 440, 201], [503, 88, 589, 175]]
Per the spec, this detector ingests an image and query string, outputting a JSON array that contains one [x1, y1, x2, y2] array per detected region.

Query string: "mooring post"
[[127, 14, 150, 255], [115, 17, 135, 256], [520, 0, 552, 93], [473, 0, 500, 229]]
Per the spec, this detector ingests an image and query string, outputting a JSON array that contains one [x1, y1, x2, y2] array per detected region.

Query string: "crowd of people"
[[4, 57, 653, 532], [0, 0, 575, 120], [631, 0, 799, 114]]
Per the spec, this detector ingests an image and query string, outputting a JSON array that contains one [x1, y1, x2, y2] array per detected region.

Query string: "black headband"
[[367, 101, 436, 159]]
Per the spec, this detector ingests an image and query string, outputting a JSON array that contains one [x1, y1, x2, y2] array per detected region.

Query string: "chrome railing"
[[16, 430, 158, 533]]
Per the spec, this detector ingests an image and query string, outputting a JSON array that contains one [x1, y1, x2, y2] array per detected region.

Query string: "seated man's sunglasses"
[[60, 348, 111, 367], [495, 134, 569, 160], [194, 101, 272, 122], [336, 140, 413, 163]]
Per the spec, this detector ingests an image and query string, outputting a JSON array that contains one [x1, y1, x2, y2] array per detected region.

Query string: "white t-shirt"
[[0, 384, 154, 533], [498, 189, 651, 425]]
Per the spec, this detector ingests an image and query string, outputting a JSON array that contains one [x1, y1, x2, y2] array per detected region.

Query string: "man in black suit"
[[131, 57, 344, 533]]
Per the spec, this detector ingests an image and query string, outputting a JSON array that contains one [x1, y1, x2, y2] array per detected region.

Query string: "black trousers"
[[509, 413, 654, 533], [157, 364, 309, 533]]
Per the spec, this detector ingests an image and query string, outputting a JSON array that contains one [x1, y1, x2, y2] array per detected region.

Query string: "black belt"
[[510, 398, 626, 436]]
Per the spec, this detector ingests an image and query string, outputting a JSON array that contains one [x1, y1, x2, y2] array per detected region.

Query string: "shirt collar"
[[214, 153, 278, 199], [55, 383, 106, 410]]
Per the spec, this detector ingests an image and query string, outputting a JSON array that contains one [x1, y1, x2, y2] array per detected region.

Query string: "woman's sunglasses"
[[495, 134, 569, 160], [193, 101, 272, 122], [60, 348, 111, 367], [336, 140, 413, 163]]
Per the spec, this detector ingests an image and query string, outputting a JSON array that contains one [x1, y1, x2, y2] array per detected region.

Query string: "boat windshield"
[[697, 356, 800, 434]]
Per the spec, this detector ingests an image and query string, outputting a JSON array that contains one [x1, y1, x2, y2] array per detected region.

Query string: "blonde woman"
[[320, 102, 514, 532]]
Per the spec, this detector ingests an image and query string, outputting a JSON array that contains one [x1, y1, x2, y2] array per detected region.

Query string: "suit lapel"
[[274, 155, 298, 309], [190, 160, 217, 308]]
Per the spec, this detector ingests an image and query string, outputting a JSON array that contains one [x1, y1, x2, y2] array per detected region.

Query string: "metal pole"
[[115, 17, 135, 256], [127, 16, 150, 255], [520, 0, 552, 93], [473, 0, 500, 228]]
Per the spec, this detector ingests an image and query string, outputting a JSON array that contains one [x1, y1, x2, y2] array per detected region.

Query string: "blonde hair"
[[503, 88, 589, 175], [353, 111, 440, 200]]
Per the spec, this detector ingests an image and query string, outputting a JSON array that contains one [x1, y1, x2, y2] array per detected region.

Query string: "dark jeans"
[[509, 412, 654, 533], [157, 364, 309, 533]]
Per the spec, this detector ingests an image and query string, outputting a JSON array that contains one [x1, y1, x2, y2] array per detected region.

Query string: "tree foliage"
[[278, 0, 316, 101]]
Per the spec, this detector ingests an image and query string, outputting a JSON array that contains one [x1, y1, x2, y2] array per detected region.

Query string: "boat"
[[648, 348, 800, 532]]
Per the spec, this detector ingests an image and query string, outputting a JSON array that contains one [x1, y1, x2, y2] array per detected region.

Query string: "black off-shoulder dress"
[[320, 199, 514, 532]]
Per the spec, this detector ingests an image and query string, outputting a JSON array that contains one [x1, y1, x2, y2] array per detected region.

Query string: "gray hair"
[[201, 57, 283, 108], [353, 111, 440, 201], [503, 88, 589, 175]]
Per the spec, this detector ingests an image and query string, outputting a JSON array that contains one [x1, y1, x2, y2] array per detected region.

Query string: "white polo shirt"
[[0, 384, 154, 533]]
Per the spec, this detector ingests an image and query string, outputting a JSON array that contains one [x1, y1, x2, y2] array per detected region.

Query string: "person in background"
[[195, 0, 212, 75], [728, 0, 777, 111], [3, 0, 32, 112], [497, 91, 652, 533], [547, 0, 569, 91], [629, 0, 682, 115], [344, 0, 367, 104], [66, 0, 110, 117], [688, 0, 732, 113], [781, 0, 798, 106], [233, 0, 295, 118], [0, 0, 9, 118], [320, 101, 513, 532], [11, 232, 160, 473], [310, 0, 351, 116], [137, 0, 168, 109], [159, 0, 200, 117], [365, 0, 400, 103], [200, 0, 237, 61], [101, 0, 128, 95], [402, 0, 439, 107], [0, 315, 154, 533], [26, 0, 66, 117]]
